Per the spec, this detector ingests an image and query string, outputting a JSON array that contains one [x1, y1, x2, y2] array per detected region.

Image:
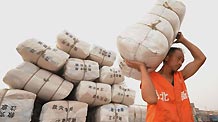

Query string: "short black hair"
[[166, 47, 183, 56], [163, 47, 183, 64]]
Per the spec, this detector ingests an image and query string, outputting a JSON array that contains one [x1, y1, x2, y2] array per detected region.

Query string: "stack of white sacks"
[[1, 30, 136, 122]]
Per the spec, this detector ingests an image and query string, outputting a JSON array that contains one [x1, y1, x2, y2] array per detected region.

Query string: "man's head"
[[163, 47, 184, 71]]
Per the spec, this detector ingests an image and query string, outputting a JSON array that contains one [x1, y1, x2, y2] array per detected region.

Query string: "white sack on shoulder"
[[0, 89, 36, 122], [149, 4, 180, 37], [63, 58, 99, 84], [75, 81, 111, 106], [16, 39, 69, 72], [117, 23, 169, 71], [98, 66, 124, 85], [39, 101, 88, 122], [155, 0, 186, 23], [137, 14, 174, 45], [117, 0, 185, 80], [56, 30, 91, 59], [3, 62, 74, 101]]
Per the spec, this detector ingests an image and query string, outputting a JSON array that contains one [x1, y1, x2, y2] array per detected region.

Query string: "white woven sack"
[[3, 61, 40, 89], [111, 84, 136, 106], [16, 39, 69, 72], [63, 58, 99, 84], [94, 103, 129, 122], [149, 4, 180, 37], [117, 23, 170, 77], [39, 101, 88, 122], [117, 0, 185, 80], [98, 66, 124, 85], [155, 0, 186, 23], [117, 23, 170, 72], [0, 89, 36, 122], [56, 30, 91, 59], [88, 45, 116, 66], [128, 105, 146, 122], [75, 81, 111, 106], [137, 14, 174, 45], [3, 62, 74, 101]]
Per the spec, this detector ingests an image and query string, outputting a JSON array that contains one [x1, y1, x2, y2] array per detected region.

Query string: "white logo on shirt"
[[181, 90, 188, 101], [156, 90, 169, 101], [156, 90, 189, 102]]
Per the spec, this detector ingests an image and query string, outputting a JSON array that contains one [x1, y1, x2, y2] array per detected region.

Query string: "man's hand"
[[125, 59, 146, 72], [175, 32, 185, 43]]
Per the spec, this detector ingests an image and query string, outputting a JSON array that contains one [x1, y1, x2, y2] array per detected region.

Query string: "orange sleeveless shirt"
[[145, 71, 194, 122]]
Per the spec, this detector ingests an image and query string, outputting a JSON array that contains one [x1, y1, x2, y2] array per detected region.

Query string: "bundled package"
[[56, 30, 91, 59], [89, 103, 129, 122], [16, 39, 69, 72], [63, 58, 99, 84], [0, 89, 36, 122], [3, 62, 74, 101], [98, 66, 124, 85], [88, 45, 116, 66], [74, 81, 111, 106], [128, 105, 147, 122], [111, 84, 136, 106], [117, 0, 186, 80], [39, 101, 88, 122]]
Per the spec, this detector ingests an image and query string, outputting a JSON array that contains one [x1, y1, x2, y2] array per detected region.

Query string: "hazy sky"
[[0, 0, 217, 110]]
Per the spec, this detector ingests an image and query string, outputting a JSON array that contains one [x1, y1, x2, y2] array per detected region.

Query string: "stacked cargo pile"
[[0, 0, 186, 121], [1, 30, 136, 122]]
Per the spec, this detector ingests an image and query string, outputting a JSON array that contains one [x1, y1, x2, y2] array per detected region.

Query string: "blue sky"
[[0, 0, 217, 110]]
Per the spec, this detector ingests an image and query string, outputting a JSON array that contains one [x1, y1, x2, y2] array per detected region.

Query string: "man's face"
[[167, 50, 184, 71]]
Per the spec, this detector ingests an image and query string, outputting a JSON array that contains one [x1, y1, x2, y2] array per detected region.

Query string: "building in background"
[[191, 103, 218, 122]]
